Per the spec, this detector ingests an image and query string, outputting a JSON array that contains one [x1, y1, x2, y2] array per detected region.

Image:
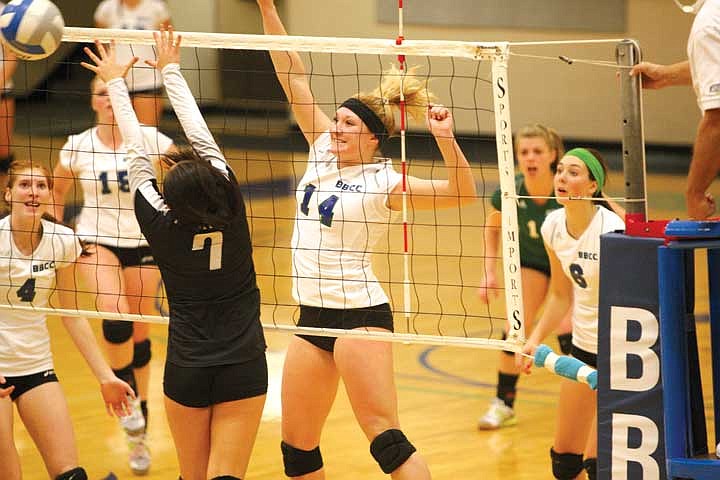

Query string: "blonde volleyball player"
[[94, 0, 171, 126], [0, 162, 134, 480], [477, 124, 573, 430], [519, 149, 625, 480], [83, 29, 267, 480], [51, 75, 174, 475], [258, 1, 477, 478]]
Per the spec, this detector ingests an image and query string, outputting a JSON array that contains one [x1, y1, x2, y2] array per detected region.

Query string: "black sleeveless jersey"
[[107, 64, 266, 367]]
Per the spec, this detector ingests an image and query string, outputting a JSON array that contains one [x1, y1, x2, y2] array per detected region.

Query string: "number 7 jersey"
[[292, 132, 403, 309]]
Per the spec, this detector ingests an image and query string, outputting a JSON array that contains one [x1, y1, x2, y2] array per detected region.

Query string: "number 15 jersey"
[[292, 132, 403, 309]]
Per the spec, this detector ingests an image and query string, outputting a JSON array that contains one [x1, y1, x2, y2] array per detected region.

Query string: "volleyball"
[[0, 0, 64, 60]]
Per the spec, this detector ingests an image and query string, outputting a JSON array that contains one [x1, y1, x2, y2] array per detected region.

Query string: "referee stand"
[[658, 220, 720, 479]]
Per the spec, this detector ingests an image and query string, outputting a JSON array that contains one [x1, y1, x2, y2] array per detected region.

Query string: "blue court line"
[[415, 345, 555, 396]]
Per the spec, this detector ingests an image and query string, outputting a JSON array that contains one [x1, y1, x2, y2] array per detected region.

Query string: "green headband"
[[565, 147, 605, 193]]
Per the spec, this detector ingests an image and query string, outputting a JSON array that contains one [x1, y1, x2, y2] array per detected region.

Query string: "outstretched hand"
[[100, 377, 135, 418], [146, 25, 182, 71], [426, 104, 454, 139], [81, 40, 137, 83]]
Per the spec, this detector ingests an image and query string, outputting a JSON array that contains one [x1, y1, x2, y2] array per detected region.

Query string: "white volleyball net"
[[0, 28, 637, 351]]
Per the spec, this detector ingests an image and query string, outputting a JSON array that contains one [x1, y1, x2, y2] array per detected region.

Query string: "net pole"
[[492, 46, 525, 345], [616, 39, 648, 219], [396, 0, 411, 328]]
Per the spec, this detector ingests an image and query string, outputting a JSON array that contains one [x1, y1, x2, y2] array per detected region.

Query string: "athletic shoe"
[[119, 395, 146, 436], [128, 432, 151, 476], [477, 397, 517, 430]]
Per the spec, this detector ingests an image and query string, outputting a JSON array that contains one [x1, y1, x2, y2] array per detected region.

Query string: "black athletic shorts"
[[2, 369, 58, 401], [571, 345, 598, 369], [297, 303, 394, 352], [90, 244, 156, 268], [163, 355, 268, 408]]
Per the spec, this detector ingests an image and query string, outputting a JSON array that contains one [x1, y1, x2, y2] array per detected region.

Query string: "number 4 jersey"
[[0, 217, 81, 376], [541, 206, 625, 354], [292, 132, 403, 309], [59, 126, 173, 248]]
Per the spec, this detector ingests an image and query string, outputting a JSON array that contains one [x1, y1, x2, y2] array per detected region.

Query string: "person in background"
[[94, 0, 171, 126], [51, 75, 174, 475], [477, 124, 573, 430], [630, 0, 720, 219]]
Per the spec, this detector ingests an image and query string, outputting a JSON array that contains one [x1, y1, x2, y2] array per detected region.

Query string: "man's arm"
[[686, 108, 720, 218], [630, 61, 692, 89]]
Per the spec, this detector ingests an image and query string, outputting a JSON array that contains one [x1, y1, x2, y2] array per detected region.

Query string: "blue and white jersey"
[[291, 132, 403, 309], [0, 217, 81, 376], [59, 126, 172, 248], [541, 206, 624, 354]]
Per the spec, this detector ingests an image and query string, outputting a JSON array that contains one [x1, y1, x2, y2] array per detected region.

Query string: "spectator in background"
[[630, 0, 720, 219], [0, 34, 18, 191], [94, 0, 171, 126]]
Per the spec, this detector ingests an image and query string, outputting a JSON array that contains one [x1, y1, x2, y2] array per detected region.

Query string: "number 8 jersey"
[[292, 132, 403, 309], [541, 206, 625, 354], [59, 126, 173, 248], [0, 217, 82, 376]]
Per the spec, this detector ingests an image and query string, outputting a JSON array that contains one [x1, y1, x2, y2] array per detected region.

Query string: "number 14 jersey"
[[292, 132, 403, 309]]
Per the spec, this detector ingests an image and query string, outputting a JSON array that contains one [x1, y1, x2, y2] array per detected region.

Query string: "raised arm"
[[388, 105, 477, 210], [257, 0, 331, 144], [81, 40, 155, 197], [146, 27, 228, 176]]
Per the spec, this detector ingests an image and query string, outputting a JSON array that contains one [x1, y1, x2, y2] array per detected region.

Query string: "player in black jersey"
[[82, 29, 267, 480]]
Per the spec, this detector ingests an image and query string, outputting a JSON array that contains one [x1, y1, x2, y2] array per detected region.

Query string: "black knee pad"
[[0, 153, 14, 175], [584, 457, 597, 480], [133, 339, 152, 368], [370, 429, 417, 474], [557, 333, 573, 355], [102, 320, 133, 344], [210, 477, 241, 480], [550, 448, 584, 480], [56, 467, 88, 480], [281, 441, 323, 477]]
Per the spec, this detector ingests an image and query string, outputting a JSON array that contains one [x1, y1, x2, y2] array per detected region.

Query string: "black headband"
[[339, 98, 388, 148]]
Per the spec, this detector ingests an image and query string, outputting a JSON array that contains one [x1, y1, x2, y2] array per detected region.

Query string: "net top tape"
[[63, 27, 507, 60]]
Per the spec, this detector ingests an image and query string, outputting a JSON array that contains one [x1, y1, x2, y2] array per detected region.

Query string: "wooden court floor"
[[10, 145, 720, 479]]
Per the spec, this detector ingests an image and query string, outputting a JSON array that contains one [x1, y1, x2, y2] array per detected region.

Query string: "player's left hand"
[[81, 40, 138, 83], [146, 25, 182, 71], [100, 377, 135, 417], [687, 190, 716, 220], [426, 104, 454, 139]]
